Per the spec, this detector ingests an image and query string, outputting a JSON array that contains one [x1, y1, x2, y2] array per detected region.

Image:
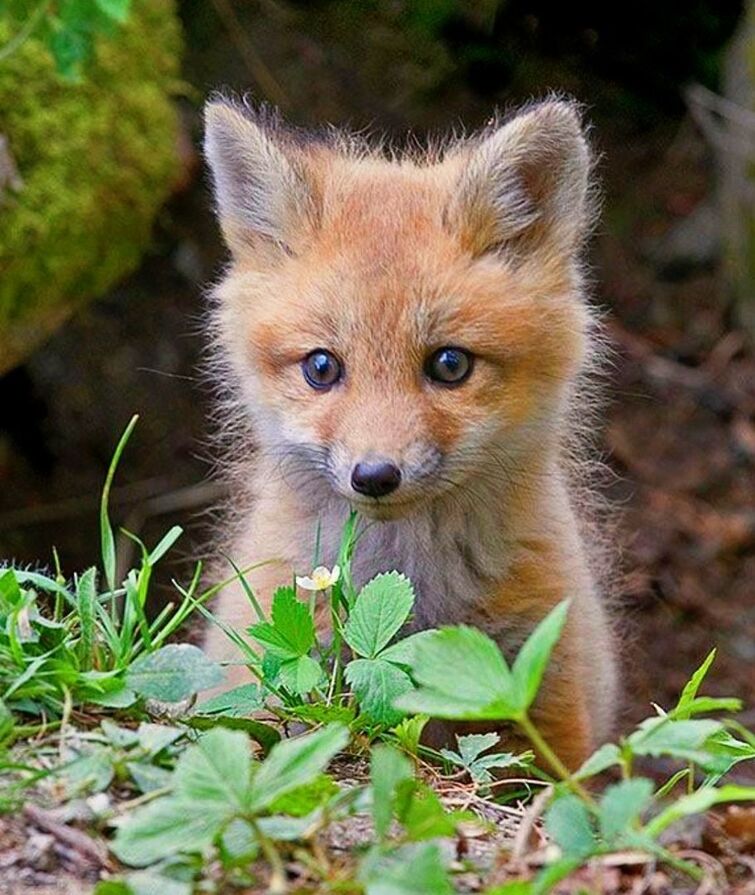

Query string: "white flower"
[[296, 564, 341, 591]]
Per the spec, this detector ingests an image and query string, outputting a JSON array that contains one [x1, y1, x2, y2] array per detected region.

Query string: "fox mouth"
[[346, 494, 427, 520]]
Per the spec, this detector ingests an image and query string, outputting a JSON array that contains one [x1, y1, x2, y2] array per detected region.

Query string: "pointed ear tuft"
[[203, 99, 316, 257], [447, 100, 594, 257]]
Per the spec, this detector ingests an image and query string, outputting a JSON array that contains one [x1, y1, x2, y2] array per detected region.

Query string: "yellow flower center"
[[311, 567, 333, 590]]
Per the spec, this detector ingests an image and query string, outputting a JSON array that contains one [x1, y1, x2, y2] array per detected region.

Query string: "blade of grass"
[[100, 415, 139, 596], [10, 570, 73, 605], [223, 554, 267, 623], [148, 525, 183, 565], [120, 531, 154, 654], [153, 559, 278, 650], [75, 568, 97, 671]]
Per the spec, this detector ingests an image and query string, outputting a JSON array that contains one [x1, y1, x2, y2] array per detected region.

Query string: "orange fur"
[[202, 97, 618, 768]]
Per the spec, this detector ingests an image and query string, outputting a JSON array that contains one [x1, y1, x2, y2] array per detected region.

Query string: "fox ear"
[[446, 101, 593, 258], [204, 100, 317, 257]]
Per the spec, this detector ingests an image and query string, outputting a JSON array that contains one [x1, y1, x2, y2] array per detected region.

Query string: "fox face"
[[205, 99, 596, 520]]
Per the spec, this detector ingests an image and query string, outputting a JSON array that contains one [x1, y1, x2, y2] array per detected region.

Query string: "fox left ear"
[[446, 100, 593, 258], [204, 99, 319, 258]]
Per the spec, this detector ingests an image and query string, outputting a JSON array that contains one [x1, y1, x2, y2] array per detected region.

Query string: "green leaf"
[[574, 742, 622, 780], [654, 768, 691, 799], [114, 730, 255, 864], [278, 654, 323, 696], [61, 745, 114, 795], [6, 569, 70, 602], [673, 696, 742, 717], [174, 728, 251, 812], [544, 794, 595, 859], [87, 685, 137, 708], [346, 658, 413, 726], [94, 0, 132, 24], [126, 644, 224, 702], [95, 882, 131, 895], [344, 572, 415, 658], [599, 778, 654, 841], [645, 784, 755, 837], [126, 762, 172, 794], [485, 884, 534, 895], [267, 774, 339, 817], [379, 630, 437, 666], [147, 526, 183, 565], [219, 818, 259, 864], [391, 714, 428, 757], [395, 781, 469, 841], [195, 683, 263, 717], [101, 719, 139, 748], [628, 717, 726, 770], [75, 567, 97, 671], [257, 813, 319, 840], [112, 796, 226, 866], [248, 723, 348, 812], [113, 872, 191, 895], [440, 733, 531, 784], [136, 723, 183, 757], [360, 842, 453, 895], [672, 649, 716, 720], [455, 732, 500, 764], [371, 744, 413, 840], [701, 729, 755, 779], [248, 587, 315, 660], [511, 600, 570, 711], [394, 626, 517, 720], [0, 698, 15, 743], [284, 702, 356, 727], [186, 715, 280, 753], [0, 569, 23, 610]]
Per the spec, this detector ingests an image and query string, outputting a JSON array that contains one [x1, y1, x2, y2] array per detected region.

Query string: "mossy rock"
[[721, 0, 755, 339], [0, 0, 181, 376]]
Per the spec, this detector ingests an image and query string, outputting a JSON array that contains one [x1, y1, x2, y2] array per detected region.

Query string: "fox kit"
[[202, 96, 618, 769]]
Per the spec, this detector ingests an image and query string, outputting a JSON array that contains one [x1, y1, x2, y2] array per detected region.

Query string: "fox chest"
[[309, 504, 520, 640]]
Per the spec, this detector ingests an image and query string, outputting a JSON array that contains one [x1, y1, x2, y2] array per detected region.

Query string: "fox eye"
[[302, 349, 342, 390], [425, 347, 473, 386]]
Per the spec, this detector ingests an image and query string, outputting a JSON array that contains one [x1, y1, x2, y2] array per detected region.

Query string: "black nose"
[[351, 459, 402, 498]]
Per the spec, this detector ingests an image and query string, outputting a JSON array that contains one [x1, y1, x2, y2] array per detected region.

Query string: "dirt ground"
[[594, 130, 755, 736]]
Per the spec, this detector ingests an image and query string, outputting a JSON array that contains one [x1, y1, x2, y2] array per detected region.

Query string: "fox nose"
[[351, 459, 402, 498]]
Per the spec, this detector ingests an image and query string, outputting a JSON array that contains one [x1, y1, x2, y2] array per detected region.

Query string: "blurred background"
[[0, 0, 753, 731]]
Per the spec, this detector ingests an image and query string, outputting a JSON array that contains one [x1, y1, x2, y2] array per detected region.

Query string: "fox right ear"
[[445, 100, 593, 259], [204, 100, 317, 257]]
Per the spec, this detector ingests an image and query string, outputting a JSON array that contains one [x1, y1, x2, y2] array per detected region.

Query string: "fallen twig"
[[22, 803, 111, 870]]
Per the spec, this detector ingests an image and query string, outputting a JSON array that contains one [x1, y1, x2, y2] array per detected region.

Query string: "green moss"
[[0, 0, 181, 374]]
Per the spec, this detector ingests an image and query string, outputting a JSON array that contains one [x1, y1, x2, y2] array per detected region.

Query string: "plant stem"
[[58, 685, 73, 763], [517, 713, 597, 806], [249, 819, 287, 893], [7, 721, 62, 747], [326, 655, 340, 704]]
